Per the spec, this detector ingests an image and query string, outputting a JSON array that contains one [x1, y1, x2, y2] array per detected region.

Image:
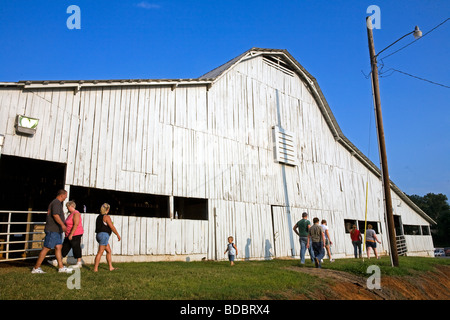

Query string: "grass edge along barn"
[[0, 48, 436, 263]]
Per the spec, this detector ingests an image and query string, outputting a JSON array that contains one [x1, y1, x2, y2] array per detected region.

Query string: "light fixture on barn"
[[15, 115, 39, 136], [366, 17, 422, 267]]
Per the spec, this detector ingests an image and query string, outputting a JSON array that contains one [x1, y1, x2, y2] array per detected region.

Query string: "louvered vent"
[[263, 56, 295, 77], [272, 126, 297, 166]]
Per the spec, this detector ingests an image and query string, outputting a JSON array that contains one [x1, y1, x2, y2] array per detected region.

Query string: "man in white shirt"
[[321, 220, 334, 263]]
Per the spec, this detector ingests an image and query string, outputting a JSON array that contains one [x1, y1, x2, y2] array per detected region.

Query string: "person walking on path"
[[224, 236, 238, 266], [307, 217, 326, 268], [48, 201, 84, 268], [93, 203, 121, 272], [365, 224, 381, 259], [32, 189, 73, 274], [293, 212, 315, 264], [320, 220, 334, 263], [350, 224, 362, 258]]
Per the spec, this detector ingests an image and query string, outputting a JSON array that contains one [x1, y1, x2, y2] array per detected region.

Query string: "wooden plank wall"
[[70, 86, 175, 196], [80, 213, 208, 257], [204, 55, 431, 258], [209, 200, 276, 261], [0, 88, 80, 164], [0, 53, 435, 260]]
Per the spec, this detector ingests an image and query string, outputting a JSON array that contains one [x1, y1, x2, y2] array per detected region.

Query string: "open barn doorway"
[[0, 155, 66, 259], [0, 155, 66, 211]]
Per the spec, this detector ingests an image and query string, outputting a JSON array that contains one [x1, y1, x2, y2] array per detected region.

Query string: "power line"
[[380, 68, 450, 89], [374, 18, 450, 89], [378, 17, 449, 60]]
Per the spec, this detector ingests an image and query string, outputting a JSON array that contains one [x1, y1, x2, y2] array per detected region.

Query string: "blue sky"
[[1, 0, 449, 198]]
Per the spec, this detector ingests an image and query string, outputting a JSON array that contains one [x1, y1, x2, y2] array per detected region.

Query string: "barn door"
[[271, 205, 295, 258]]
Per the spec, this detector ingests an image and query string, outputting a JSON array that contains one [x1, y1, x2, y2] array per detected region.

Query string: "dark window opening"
[[344, 219, 357, 233], [174, 197, 208, 220], [344, 219, 381, 234], [69, 186, 169, 218], [394, 215, 403, 236], [404, 225, 421, 236], [421, 225, 430, 236], [358, 220, 380, 234]]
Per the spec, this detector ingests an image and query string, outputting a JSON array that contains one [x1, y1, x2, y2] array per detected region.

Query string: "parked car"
[[445, 248, 450, 256], [434, 248, 445, 257]]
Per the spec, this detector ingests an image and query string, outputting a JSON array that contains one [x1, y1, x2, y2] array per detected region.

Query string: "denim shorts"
[[96, 232, 110, 246], [43, 231, 63, 249], [228, 254, 235, 262], [366, 240, 377, 249]]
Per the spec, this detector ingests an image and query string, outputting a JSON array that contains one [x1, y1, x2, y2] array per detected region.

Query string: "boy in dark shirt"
[[307, 217, 326, 268]]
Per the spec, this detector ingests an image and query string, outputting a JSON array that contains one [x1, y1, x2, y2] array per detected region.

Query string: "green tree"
[[408, 193, 450, 247]]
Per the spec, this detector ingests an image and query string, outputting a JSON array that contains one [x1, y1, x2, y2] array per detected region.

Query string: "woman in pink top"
[[61, 201, 84, 268]]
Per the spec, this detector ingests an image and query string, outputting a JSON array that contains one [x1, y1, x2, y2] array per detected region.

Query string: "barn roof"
[[0, 48, 435, 225]]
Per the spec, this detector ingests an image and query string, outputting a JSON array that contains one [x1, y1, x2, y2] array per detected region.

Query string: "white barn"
[[0, 48, 435, 263]]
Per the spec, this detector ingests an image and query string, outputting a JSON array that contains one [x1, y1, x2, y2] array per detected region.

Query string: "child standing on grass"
[[224, 236, 238, 266]]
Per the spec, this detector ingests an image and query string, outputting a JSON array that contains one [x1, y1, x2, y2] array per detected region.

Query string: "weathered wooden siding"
[[80, 213, 208, 258], [0, 52, 435, 261], [391, 192, 434, 255], [0, 88, 80, 164], [204, 55, 430, 258]]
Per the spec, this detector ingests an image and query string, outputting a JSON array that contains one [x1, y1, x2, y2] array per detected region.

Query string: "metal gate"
[[0, 210, 53, 262], [396, 235, 408, 256]]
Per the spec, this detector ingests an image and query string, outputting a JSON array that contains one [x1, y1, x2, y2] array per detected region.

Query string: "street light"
[[374, 24, 423, 58], [366, 17, 422, 267], [413, 26, 423, 39]]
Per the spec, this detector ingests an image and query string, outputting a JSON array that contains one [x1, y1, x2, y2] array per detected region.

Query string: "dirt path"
[[286, 265, 450, 300]]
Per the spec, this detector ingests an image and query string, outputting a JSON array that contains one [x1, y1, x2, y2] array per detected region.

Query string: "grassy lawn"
[[0, 256, 449, 300]]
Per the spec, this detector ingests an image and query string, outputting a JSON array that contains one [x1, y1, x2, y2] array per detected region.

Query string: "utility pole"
[[366, 16, 399, 267]]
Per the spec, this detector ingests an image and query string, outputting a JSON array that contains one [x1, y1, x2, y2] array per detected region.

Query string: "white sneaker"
[[330, 259, 335, 263], [31, 267, 46, 274], [47, 259, 58, 267], [72, 262, 83, 269], [58, 266, 73, 273]]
